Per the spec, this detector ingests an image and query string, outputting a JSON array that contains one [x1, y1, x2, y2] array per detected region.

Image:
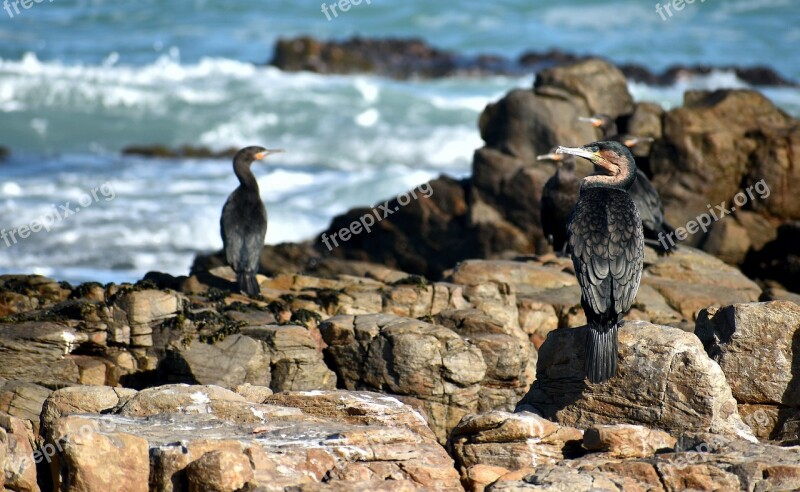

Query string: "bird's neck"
[[234, 163, 259, 191], [581, 171, 633, 191]]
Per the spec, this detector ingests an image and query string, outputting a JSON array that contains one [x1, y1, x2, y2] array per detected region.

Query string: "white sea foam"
[[0, 46, 797, 285]]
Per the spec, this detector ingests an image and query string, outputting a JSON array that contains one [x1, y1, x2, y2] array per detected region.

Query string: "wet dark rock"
[[268, 36, 797, 87], [192, 241, 322, 283], [316, 175, 474, 280], [742, 222, 800, 293], [121, 145, 238, 159], [620, 63, 798, 87]]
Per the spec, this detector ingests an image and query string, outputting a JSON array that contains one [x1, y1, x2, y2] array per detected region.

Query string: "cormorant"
[[578, 114, 676, 253], [221, 146, 285, 297], [557, 141, 644, 383], [537, 148, 580, 253]]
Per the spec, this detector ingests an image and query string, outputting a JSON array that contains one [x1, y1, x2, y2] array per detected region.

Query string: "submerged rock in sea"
[[267, 35, 798, 88]]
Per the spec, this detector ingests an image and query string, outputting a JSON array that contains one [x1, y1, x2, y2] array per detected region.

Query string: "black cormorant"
[[557, 141, 644, 383], [537, 148, 580, 253], [579, 114, 676, 253], [221, 146, 285, 297]]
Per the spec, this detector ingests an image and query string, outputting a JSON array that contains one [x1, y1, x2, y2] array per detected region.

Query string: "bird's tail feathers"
[[585, 321, 619, 383], [237, 270, 261, 297]]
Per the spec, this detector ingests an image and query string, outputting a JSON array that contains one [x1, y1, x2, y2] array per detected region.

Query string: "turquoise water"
[[0, 0, 798, 283]]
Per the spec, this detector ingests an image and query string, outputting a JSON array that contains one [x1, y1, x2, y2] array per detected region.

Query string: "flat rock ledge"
[[37, 384, 462, 491]]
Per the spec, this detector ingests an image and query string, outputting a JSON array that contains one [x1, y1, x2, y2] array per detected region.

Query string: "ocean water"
[[0, 0, 798, 284]]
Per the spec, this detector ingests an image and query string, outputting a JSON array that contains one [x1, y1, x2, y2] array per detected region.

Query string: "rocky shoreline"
[[1, 242, 799, 490], [2, 55, 800, 491], [191, 57, 800, 298]]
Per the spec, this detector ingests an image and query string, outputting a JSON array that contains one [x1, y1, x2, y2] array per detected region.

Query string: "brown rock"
[[487, 465, 626, 492], [696, 301, 800, 406], [0, 412, 39, 492], [626, 101, 664, 155], [0, 322, 85, 384], [651, 89, 800, 234], [534, 58, 635, 118], [656, 462, 741, 491], [164, 322, 336, 392], [49, 415, 149, 492], [264, 391, 438, 443], [451, 411, 583, 473], [737, 404, 781, 440], [112, 289, 182, 348], [234, 383, 273, 403], [464, 464, 510, 492], [40, 386, 461, 491], [583, 424, 676, 458], [447, 260, 576, 294], [0, 381, 52, 429], [517, 321, 755, 441], [186, 449, 254, 492], [702, 215, 752, 265], [642, 247, 761, 320], [40, 385, 137, 438], [320, 314, 486, 442]]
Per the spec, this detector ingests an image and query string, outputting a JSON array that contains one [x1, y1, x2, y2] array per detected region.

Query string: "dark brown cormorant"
[[537, 148, 580, 254], [557, 141, 644, 383], [221, 146, 285, 297], [579, 114, 676, 253]]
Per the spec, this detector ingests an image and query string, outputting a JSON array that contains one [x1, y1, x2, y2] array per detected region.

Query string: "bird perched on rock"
[[221, 146, 285, 297], [537, 148, 580, 254], [578, 114, 676, 254], [557, 141, 644, 383]]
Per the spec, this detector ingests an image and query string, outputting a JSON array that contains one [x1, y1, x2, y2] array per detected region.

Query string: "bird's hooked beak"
[[536, 152, 564, 162], [556, 146, 615, 175], [622, 136, 655, 148], [255, 148, 286, 160], [578, 116, 604, 128]]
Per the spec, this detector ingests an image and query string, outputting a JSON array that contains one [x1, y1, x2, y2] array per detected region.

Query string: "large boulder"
[[696, 301, 800, 440], [164, 326, 337, 392], [313, 59, 631, 278], [651, 90, 800, 241], [40, 385, 462, 491], [320, 313, 487, 443], [533, 58, 635, 118], [517, 321, 755, 441], [696, 301, 800, 407]]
